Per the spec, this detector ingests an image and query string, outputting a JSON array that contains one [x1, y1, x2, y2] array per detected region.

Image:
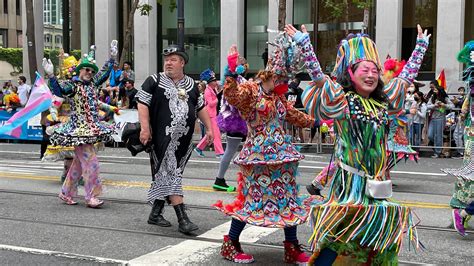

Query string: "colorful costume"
[[215, 36, 320, 264], [46, 43, 118, 207], [442, 41, 474, 236], [295, 28, 429, 264]]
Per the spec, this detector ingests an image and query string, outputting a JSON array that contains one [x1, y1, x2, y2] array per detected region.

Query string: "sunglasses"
[[163, 47, 179, 55], [83, 67, 95, 74]]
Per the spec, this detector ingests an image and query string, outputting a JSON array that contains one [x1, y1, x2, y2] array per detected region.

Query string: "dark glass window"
[[466, 0, 474, 42], [245, 0, 268, 72], [16, 0, 20, 16], [4, 0, 8, 14]]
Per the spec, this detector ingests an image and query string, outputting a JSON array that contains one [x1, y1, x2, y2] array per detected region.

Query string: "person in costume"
[[212, 56, 249, 192], [214, 38, 320, 264], [137, 44, 213, 234], [285, 23, 430, 265], [194, 68, 225, 158], [42, 41, 119, 208], [442, 41, 474, 236]]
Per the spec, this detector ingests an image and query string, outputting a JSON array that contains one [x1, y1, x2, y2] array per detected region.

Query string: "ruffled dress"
[[48, 64, 115, 147], [214, 78, 321, 228]]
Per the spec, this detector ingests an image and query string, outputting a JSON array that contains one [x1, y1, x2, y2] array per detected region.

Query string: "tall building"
[[0, 0, 22, 48], [43, 0, 63, 49]]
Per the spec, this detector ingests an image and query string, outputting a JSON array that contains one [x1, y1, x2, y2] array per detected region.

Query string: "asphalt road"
[[0, 143, 472, 265]]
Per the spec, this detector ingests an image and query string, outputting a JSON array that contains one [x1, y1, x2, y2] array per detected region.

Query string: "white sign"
[[112, 109, 139, 142]]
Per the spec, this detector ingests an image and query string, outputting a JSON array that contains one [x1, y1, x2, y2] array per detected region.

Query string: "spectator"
[[410, 91, 427, 151], [427, 80, 454, 158], [452, 86, 467, 158], [286, 78, 305, 142], [120, 61, 135, 82], [17, 76, 31, 106], [261, 48, 268, 68], [109, 62, 122, 94], [4, 86, 21, 111], [122, 79, 138, 109]]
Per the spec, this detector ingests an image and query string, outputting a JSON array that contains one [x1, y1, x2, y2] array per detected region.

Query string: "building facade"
[[0, 0, 22, 48]]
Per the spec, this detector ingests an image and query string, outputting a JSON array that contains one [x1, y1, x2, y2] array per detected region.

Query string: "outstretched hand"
[[284, 24, 307, 38], [110, 40, 118, 59], [417, 24, 431, 42], [42, 58, 54, 76]]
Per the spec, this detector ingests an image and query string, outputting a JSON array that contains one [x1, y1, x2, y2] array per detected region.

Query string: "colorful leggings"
[[61, 144, 102, 200]]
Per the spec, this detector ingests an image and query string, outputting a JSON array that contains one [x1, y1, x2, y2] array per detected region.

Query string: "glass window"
[[0, 29, 6, 47], [315, 1, 371, 74], [160, 0, 220, 76], [245, 0, 268, 72], [3, 0, 8, 14], [402, 0, 437, 73], [16, 0, 20, 16], [55, 35, 62, 44], [17, 31, 22, 48], [465, 0, 474, 42]]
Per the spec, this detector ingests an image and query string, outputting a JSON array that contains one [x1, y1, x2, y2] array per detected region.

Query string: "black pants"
[[40, 125, 50, 159]]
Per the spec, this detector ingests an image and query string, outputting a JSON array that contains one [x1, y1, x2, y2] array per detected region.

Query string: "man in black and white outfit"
[[137, 45, 213, 234]]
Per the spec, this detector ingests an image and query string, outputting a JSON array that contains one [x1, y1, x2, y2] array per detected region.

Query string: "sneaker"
[[194, 148, 205, 157], [431, 154, 439, 159], [452, 209, 467, 236], [213, 178, 236, 192], [86, 198, 104, 208], [59, 193, 78, 205], [216, 154, 224, 159]]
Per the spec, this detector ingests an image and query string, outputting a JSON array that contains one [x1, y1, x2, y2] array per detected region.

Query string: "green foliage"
[[0, 48, 23, 72], [0, 48, 81, 75], [323, 0, 373, 20], [156, 0, 177, 12], [138, 3, 153, 16]]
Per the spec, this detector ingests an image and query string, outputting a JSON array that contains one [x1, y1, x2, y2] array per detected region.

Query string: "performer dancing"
[[286, 23, 430, 264], [214, 39, 320, 264], [213, 57, 249, 192], [42, 42, 119, 208], [442, 41, 474, 236]]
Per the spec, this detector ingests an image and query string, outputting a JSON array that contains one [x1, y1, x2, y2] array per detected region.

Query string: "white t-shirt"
[[17, 84, 31, 106]]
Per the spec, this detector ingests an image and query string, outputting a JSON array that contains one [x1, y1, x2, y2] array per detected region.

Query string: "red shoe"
[[59, 193, 78, 205], [284, 240, 310, 264], [221, 235, 254, 263], [86, 198, 104, 208]]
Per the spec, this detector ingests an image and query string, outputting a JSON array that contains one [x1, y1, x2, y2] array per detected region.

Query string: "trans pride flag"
[[0, 72, 52, 137]]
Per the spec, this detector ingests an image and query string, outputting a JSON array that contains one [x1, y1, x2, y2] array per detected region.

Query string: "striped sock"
[[284, 226, 297, 242], [229, 218, 246, 241]]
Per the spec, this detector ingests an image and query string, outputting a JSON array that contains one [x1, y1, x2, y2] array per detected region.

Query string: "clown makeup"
[[349, 61, 379, 98]]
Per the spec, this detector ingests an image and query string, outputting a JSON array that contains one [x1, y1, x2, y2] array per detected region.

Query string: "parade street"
[[0, 143, 472, 265]]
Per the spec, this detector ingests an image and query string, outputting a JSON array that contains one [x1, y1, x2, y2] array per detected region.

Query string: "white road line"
[[128, 221, 278, 265], [0, 244, 127, 264]]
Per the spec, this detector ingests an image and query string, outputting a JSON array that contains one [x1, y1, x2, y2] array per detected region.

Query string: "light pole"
[[177, 0, 184, 51]]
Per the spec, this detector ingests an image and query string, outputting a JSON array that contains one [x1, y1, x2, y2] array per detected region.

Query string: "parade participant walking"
[[42, 41, 119, 208], [442, 41, 474, 236], [137, 44, 213, 234], [194, 69, 224, 158], [214, 40, 319, 264], [212, 57, 249, 192], [287, 23, 430, 264]]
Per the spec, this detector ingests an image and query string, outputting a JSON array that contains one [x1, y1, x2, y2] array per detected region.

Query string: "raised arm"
[[284, 24, 326, 88], [43, 58, 75, 97], [93, 41, 118, 87], [386, 25, 430, 114]]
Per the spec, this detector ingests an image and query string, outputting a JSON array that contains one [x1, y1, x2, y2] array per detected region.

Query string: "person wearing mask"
[[410, 91, 428, 151], [427, 81, 454, 158], [17, 76, 31, 107], [452, 86, 466, 158]]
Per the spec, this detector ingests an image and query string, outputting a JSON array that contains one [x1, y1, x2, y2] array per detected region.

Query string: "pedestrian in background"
[[17, 76, 31, 107], [410, 91, 427, 151]]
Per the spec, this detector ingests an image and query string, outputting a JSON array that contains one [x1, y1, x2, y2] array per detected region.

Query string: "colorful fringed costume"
[[442, 41, 474, 218], [294, 28, 429, 264]]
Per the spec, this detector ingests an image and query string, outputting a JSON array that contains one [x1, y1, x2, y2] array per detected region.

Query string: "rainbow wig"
[[332, 33, 382, 79]]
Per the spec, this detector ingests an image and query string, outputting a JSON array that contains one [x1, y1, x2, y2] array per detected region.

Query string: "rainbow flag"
[[0, 72, 52, 137], [436, 69, 446, 89]]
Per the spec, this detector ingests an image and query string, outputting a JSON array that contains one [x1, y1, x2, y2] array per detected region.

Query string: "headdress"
[[163, 44, 189, 64], [332, 33, 382, 79], [457, 41, 474, 93], [200, 68, 217, 83], [76, 45, 99, 73], [265, 32, 304, 78], [383, 56, 406, 82]]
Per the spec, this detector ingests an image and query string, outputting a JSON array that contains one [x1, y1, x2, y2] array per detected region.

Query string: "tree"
[[119, 0, 140, 68], [278, 0, 287, 31], [25, 0, 37, 83], [322, 0, 373, 35]]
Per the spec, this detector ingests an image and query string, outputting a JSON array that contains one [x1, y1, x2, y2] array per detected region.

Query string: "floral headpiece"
[[265, 32, 304, 78], [383, 57, 406, 82]]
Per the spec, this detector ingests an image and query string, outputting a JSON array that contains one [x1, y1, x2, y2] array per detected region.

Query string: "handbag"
[[365, 179, 393, 199]]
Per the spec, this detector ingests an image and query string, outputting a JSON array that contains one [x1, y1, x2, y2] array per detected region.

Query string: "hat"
[[382, 57, 406, 82], [76, 45, 99, 73], [200, 68, 217, 83], [265, 33, 303, 78], [163, 44, 189, 64], [457, 40, 474, 65], [332, 33, 382, 79]]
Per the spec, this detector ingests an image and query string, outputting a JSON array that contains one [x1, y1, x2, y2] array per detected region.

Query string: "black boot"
[[148, 200, 172, 227], [173, 203, 198, 234]]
